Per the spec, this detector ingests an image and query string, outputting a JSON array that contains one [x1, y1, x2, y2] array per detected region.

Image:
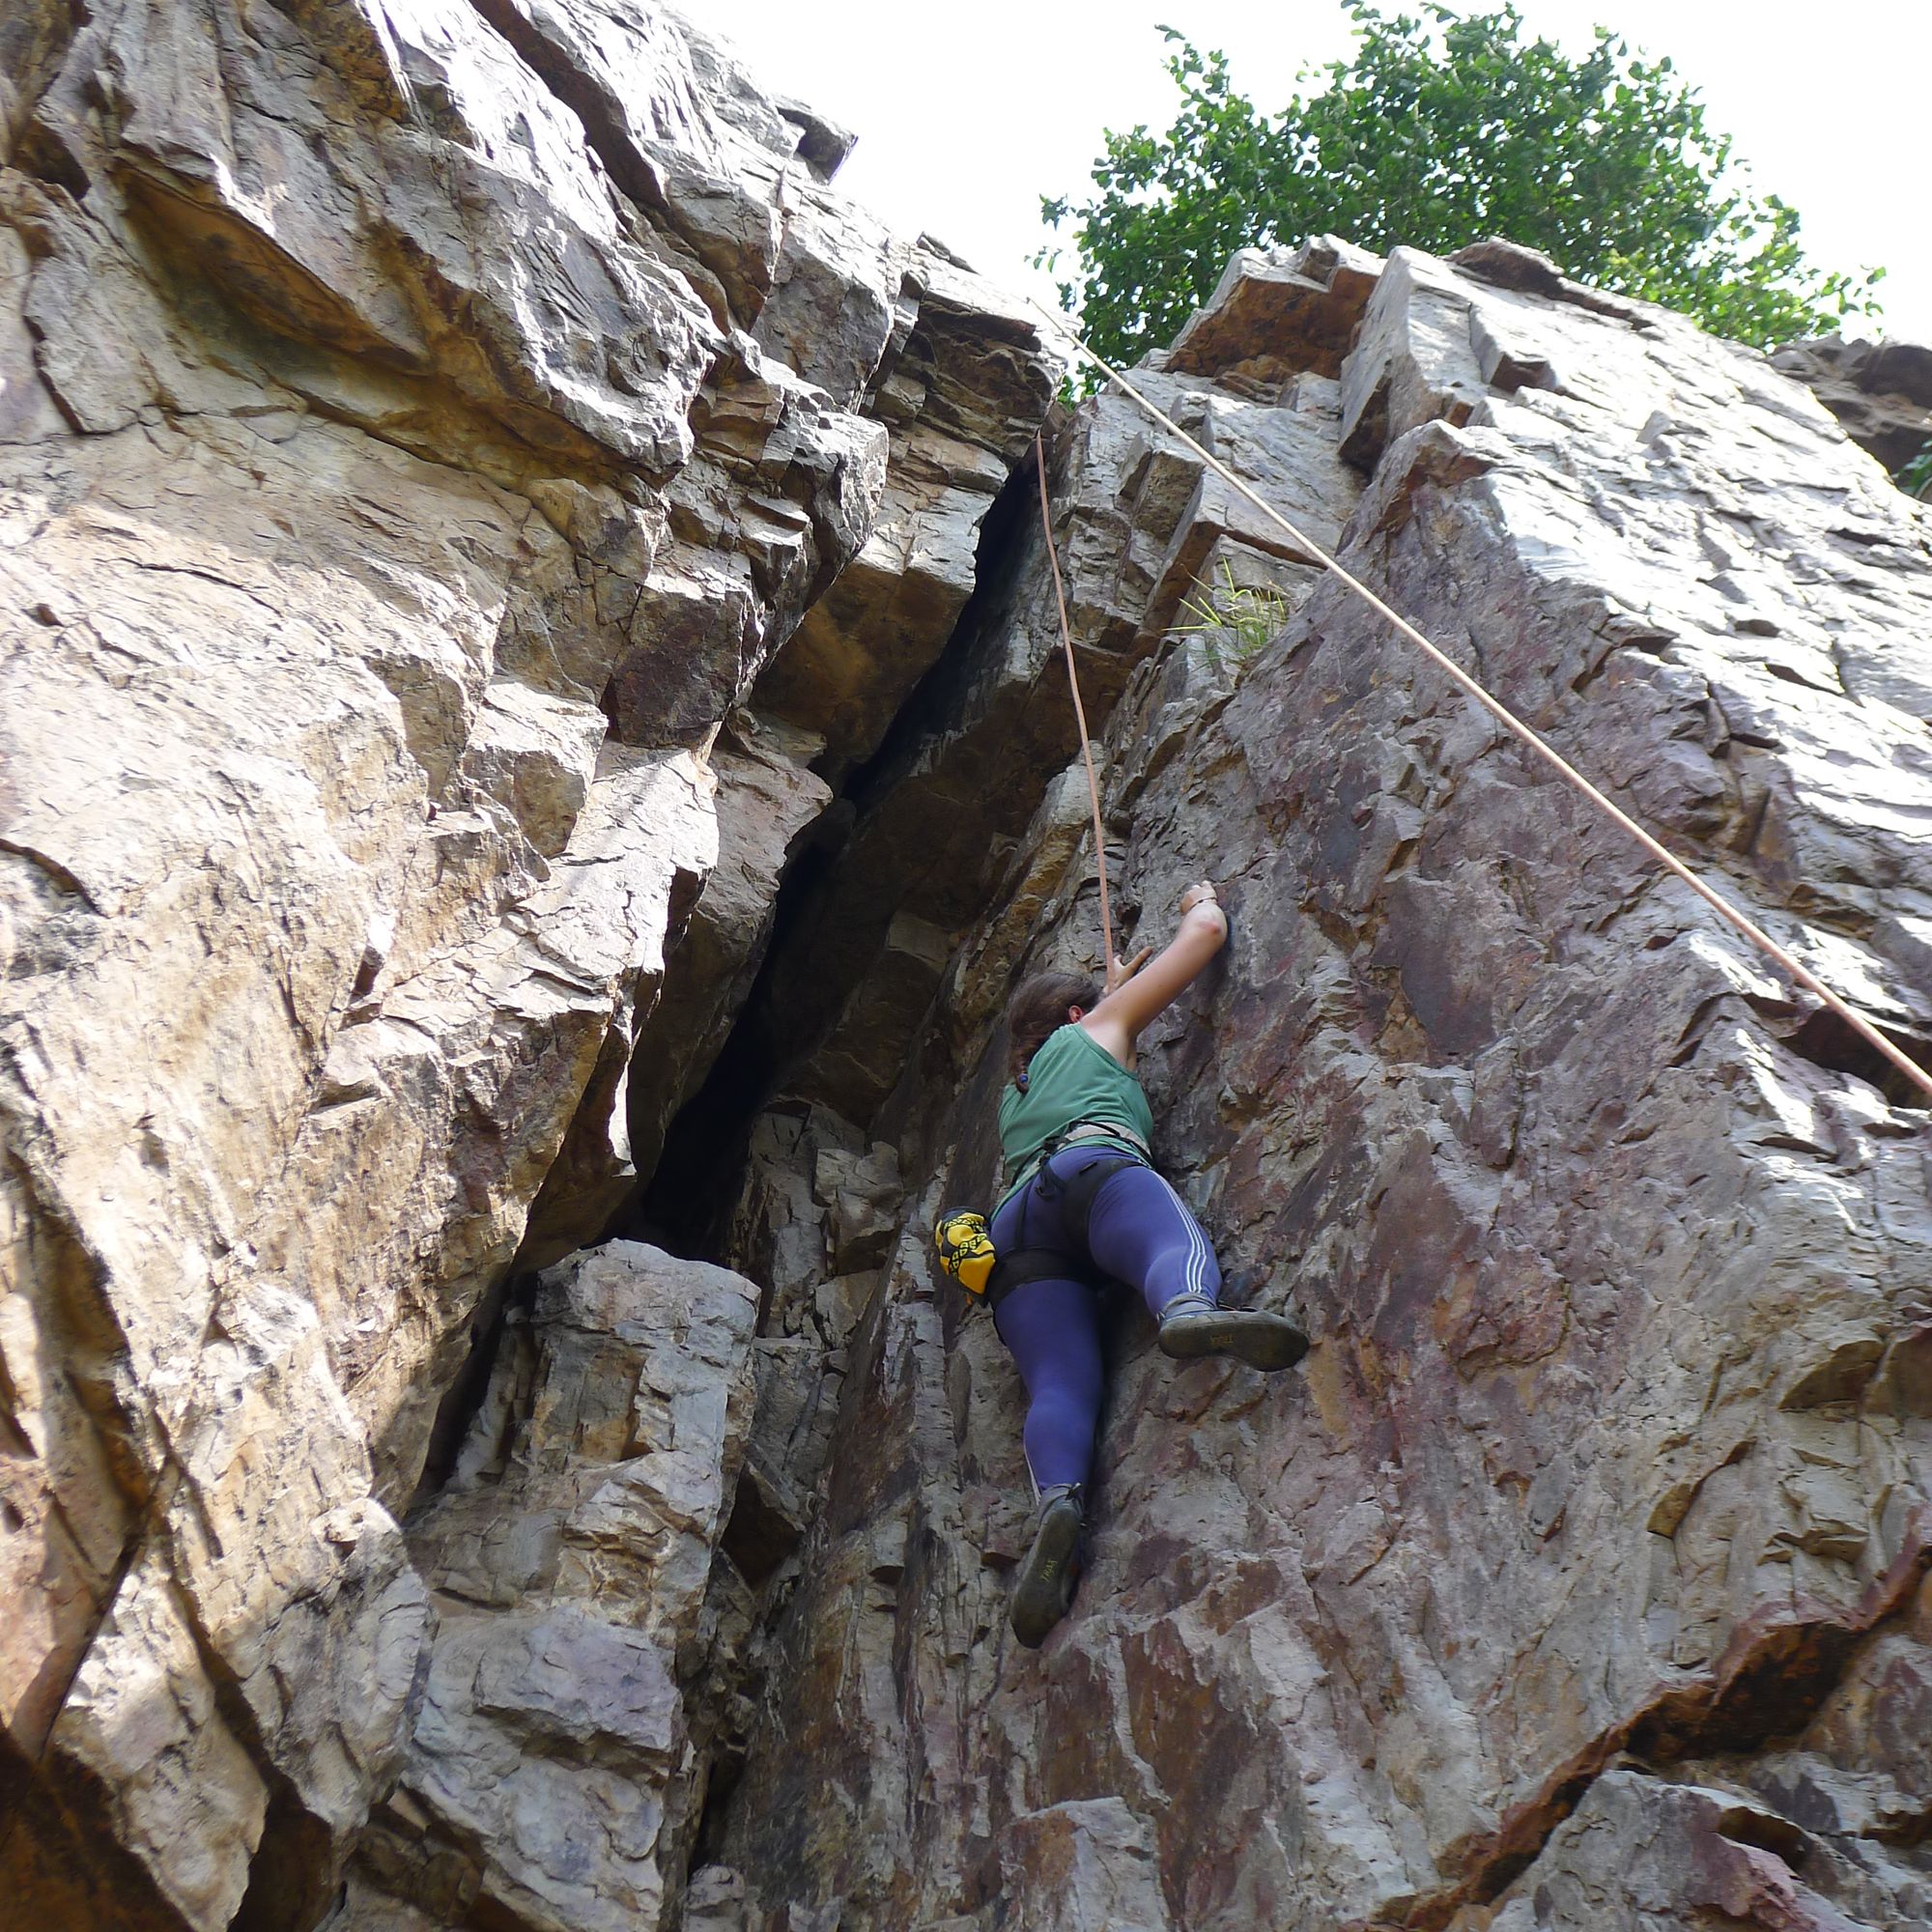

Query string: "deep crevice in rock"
[[631, 448, 1047, 1255], [412, 1264, 543, 1508], [621, 806, 852, 1259]]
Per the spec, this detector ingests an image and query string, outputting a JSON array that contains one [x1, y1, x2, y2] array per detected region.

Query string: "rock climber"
[[985, 880, 1308, 1646]]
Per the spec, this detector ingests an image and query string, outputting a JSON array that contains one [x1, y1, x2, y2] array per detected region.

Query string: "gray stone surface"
[[700, 242, 1932, 1930], [342, 1243, 760, 1932], [9, 0, 1932, 1926], [0, 1, 1051, 1920]]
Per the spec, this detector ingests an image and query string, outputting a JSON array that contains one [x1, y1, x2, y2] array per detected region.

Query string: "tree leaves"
[[1038, 4, 1885, 370]]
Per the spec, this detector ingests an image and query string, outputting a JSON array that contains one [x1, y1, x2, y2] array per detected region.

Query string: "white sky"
[[691, 0, 1931, 347]]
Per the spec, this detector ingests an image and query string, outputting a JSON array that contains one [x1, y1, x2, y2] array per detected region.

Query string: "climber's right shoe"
[[1157, 1291, 1309, 1371], [1009, 1484, 1084, 1649]]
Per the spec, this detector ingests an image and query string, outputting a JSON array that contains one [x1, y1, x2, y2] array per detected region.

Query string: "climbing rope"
[[1035, 431, 1117, 982], [1024, 301, 1932, 1108]]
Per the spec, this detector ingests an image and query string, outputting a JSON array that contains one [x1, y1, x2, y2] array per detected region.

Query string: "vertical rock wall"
[[0, 4, 1051, 1925], [692, 242, 1932, 1931], [8, 7, 1932, 1931]]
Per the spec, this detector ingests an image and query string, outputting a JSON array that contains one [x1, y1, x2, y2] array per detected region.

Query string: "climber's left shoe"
[[1157, 1291, 1309, 1371], [1009, 1483, 1084, 1649]]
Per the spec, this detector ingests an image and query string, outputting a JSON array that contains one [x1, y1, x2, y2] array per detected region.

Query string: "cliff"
[[0, 1, 1051, 1922], [3, 6, 1931, 1932], [694, 238, 1932, 1931]]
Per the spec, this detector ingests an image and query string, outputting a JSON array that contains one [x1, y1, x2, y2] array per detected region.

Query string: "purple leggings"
[[990, 1150, 1222, 1492]]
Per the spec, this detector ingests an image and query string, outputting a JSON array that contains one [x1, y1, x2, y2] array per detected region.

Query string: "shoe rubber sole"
[[1009, 1496, 1084, 1649], [1158, 1307, 1310, 1372]]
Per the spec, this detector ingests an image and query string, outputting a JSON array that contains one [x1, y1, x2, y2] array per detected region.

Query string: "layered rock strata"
[[689, 241, 1932, 1930], [1774, 333, 1932, 477], [8, 3, 1932, 1928], [0, 2, 1050, 1924]]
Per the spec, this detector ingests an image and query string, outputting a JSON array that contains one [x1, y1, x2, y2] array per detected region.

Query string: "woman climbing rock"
[[983, 881, 1308, 1647]]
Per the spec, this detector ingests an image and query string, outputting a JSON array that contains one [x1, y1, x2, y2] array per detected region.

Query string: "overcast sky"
[[693, 0, 1930, 349]]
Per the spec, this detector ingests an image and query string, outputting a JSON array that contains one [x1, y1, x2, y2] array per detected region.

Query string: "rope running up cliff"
[[1025, 300, 1932, 1108]]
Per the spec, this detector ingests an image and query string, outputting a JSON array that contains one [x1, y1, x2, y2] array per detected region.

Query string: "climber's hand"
[[1179, 880, 1220, 918], [1106, 945, 1154, 992]]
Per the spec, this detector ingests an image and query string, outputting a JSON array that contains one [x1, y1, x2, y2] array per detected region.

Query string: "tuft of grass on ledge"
[[1170, 558, 1290, 677]]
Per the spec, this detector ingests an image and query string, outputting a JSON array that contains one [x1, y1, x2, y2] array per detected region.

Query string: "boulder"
[[1773, 333, 1932, 475]]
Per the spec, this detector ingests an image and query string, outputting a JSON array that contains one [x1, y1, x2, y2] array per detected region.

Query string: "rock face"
[[0, 2, 1051, 1924], [1773, 333, 1932, 476], [344, 1242, 762, 1932], [707, 251, 1367, 1136], [7, 7, 1932, 1930], [688, 240, 1932, 1929]]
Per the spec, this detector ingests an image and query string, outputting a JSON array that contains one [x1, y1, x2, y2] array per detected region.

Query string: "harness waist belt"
[[1007, 1119, 1151, 1199]]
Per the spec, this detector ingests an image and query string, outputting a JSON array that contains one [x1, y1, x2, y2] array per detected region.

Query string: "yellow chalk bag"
[[933, 1208, 997, 1295]]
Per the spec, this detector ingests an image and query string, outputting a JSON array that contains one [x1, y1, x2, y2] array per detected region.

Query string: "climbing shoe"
[[1157, 1291, 1309, 1371], [1009, 1484, 1084, 1649]]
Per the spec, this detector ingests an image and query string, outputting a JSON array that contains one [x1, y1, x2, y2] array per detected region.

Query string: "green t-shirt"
[[997, 1024, 1155, 1211]]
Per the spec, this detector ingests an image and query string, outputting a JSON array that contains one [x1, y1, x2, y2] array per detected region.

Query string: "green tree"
[[1040, 5, 1884, 368]]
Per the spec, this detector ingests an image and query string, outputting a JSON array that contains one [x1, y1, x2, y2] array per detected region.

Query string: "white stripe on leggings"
[[1150, 1167, 1213, 1304]]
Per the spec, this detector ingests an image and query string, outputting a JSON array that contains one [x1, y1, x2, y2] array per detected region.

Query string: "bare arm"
[[1079, 883, 1227, 1066]]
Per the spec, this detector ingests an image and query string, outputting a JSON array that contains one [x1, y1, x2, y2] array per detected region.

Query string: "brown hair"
[[1006, 972, 1100, 1088]]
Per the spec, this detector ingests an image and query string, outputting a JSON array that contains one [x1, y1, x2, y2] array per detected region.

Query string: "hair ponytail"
[[1005, 972, 1100, 1088]]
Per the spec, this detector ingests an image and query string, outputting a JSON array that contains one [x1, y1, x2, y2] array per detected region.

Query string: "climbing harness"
[[1023, 300, 1932, 1109], [933, 1124, 1147, 1311], [1031, 1145, 1143, 1247], [987, 1248, 1093, 1310], [1007, 1119, 1150, 1208]]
